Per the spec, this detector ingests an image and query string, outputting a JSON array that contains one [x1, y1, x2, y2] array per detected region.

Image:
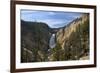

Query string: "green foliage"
[[49, 43, 65, 61]]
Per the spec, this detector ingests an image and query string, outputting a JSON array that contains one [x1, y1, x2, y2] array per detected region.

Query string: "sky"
[[21, 10, 82, 28]]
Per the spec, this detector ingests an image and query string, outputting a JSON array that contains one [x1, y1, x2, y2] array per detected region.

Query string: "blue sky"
[[21, 10, 82, 28]]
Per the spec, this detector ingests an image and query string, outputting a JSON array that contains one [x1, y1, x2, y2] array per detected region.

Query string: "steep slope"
[[55, 14, 89, 60], [21, 20, 51, 62]]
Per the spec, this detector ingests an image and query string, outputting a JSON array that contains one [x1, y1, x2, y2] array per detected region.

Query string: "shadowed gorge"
[[21, 20, 51, 62]]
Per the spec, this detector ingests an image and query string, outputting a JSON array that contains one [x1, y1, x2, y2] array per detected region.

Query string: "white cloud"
[[48, 12, 56, 15]]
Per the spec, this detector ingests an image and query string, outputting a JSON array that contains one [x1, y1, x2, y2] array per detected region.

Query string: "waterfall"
[[49, 34, 56, 49]]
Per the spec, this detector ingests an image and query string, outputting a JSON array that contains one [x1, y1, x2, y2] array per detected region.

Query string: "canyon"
[[21, 14, 89, 62]]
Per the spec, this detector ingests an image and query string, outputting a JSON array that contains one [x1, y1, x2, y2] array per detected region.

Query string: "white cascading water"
[[49, 34, 56, 49]]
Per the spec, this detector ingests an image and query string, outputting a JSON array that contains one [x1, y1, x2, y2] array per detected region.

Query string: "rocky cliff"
[[56, 14, 89, 60]]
